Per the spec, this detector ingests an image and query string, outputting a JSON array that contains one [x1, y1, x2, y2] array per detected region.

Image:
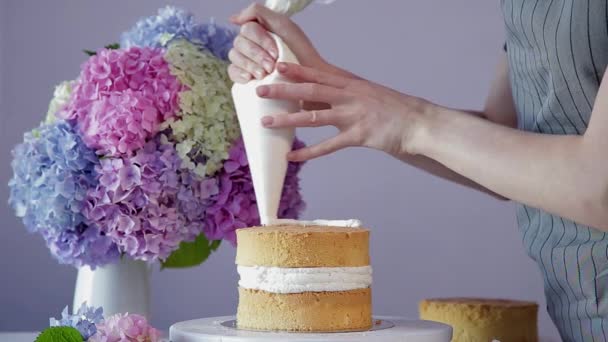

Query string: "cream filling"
[[265, 218, 363, 227], [237, 265, 372, 294]]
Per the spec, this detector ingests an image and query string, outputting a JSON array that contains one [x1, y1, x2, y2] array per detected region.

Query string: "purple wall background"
[[0, 0, 559, 338]]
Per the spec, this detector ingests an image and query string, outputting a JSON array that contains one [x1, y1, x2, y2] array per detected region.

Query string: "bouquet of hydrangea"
[[8, 6, 306, 269], [36, 303, 161, 342]]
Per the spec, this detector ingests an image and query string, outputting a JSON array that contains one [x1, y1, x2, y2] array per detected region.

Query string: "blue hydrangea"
[[190, 19, 236, 61], [8, 121, 119, 268], [50, 303, 104, 340], [120, 6, 235, 60], [120, 6, 196, 49], [9, 121, 98, 233]]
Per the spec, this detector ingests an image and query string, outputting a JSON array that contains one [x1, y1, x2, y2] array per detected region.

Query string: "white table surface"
[[0, 332, 38, 341]]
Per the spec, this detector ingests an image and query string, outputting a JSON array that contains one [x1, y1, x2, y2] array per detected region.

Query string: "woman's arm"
[[414, 70, 608, 230], [259, 60, 608, 230], [230, 3, 608, 230], [396, 54, 517, 200], [228, 2, 518, 199], [262, 56, 519, 200]]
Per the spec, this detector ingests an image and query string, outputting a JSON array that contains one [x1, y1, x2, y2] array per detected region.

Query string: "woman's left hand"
[[256, 62, 435, 161]]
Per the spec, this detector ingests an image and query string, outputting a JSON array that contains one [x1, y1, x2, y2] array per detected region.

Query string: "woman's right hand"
[[228, 3, 327, 83]]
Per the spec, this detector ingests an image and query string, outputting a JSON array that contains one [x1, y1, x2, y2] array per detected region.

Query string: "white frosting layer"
[[238, 265, 372, 294], [266, 218, 363, 227]]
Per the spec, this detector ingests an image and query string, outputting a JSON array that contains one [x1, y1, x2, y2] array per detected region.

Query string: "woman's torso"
[[502, 0, 608, 134], [501, 1, 608, 341]]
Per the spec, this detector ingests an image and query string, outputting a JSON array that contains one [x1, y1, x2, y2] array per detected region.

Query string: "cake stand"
[[170, 316, 452, 342]]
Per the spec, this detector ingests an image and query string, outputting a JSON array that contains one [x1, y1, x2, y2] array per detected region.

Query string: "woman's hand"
[[256, 62, 435, 161], [228, 3, 327, 83]]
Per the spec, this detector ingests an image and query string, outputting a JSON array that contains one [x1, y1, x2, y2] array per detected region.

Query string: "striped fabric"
[[500, 0, 608, 340]]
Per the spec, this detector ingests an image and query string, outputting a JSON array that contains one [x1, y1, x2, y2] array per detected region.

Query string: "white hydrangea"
[[163, 39, 240, 176], [45, 80, 73, 123]]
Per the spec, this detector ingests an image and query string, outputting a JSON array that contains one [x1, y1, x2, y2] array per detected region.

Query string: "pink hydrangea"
[[60, 47, 182, 156], [89, 313, 161, 342]]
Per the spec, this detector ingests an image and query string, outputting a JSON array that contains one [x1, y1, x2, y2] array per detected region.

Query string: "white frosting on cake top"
[[265, 218, 363, 227], [238, 265, 372, 293]]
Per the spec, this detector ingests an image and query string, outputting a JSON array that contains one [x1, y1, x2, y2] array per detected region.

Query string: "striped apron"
[[501, 0, 608, 340]]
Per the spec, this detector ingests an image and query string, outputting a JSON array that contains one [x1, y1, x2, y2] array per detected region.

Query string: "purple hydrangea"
[[49, 303, 104, 340], [42, 223, 119, 269], [8, 121, 120, 268], [204, 138, 306, 245], [86, 137, 213, 262], [279, 139, 307, 219], [120, 6, 235, 60]]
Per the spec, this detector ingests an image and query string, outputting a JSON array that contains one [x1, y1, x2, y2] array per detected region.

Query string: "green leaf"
[[83, 43, 120, 56], [35, 326, 83, 342], [161, 234, 221, 269], [104, 43, 120, 50]]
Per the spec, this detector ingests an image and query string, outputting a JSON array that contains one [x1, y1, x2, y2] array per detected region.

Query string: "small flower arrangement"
[[36, 304, 161, 342], [8, 6, 306, 269]]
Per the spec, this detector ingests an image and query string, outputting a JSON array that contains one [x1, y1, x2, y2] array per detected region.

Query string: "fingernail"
[[262, 59, 274, 73], [257, 85, 269, 97], [277, 62, 288, 73], [240, 72, 251, 81], [261, 116, 274, 127], [269, 48, 278, 59], [254, 69, 264, 79]]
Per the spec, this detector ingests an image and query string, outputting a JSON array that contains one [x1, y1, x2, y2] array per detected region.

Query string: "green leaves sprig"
[[83, 43, 120, 56]]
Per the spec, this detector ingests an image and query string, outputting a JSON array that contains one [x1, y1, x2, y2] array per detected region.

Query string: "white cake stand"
[[169, 316, 452, 342]]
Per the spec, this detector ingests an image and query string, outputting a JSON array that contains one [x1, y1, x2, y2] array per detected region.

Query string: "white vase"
[[73, 257, 151, 318]]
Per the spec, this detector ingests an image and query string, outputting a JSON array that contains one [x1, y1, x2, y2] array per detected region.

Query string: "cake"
[[419, 298, 538, 342], [235, 224, 372, 332]]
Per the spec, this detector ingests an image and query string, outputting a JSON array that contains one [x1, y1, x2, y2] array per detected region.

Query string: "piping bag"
[[231, 1, 317, 225]]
